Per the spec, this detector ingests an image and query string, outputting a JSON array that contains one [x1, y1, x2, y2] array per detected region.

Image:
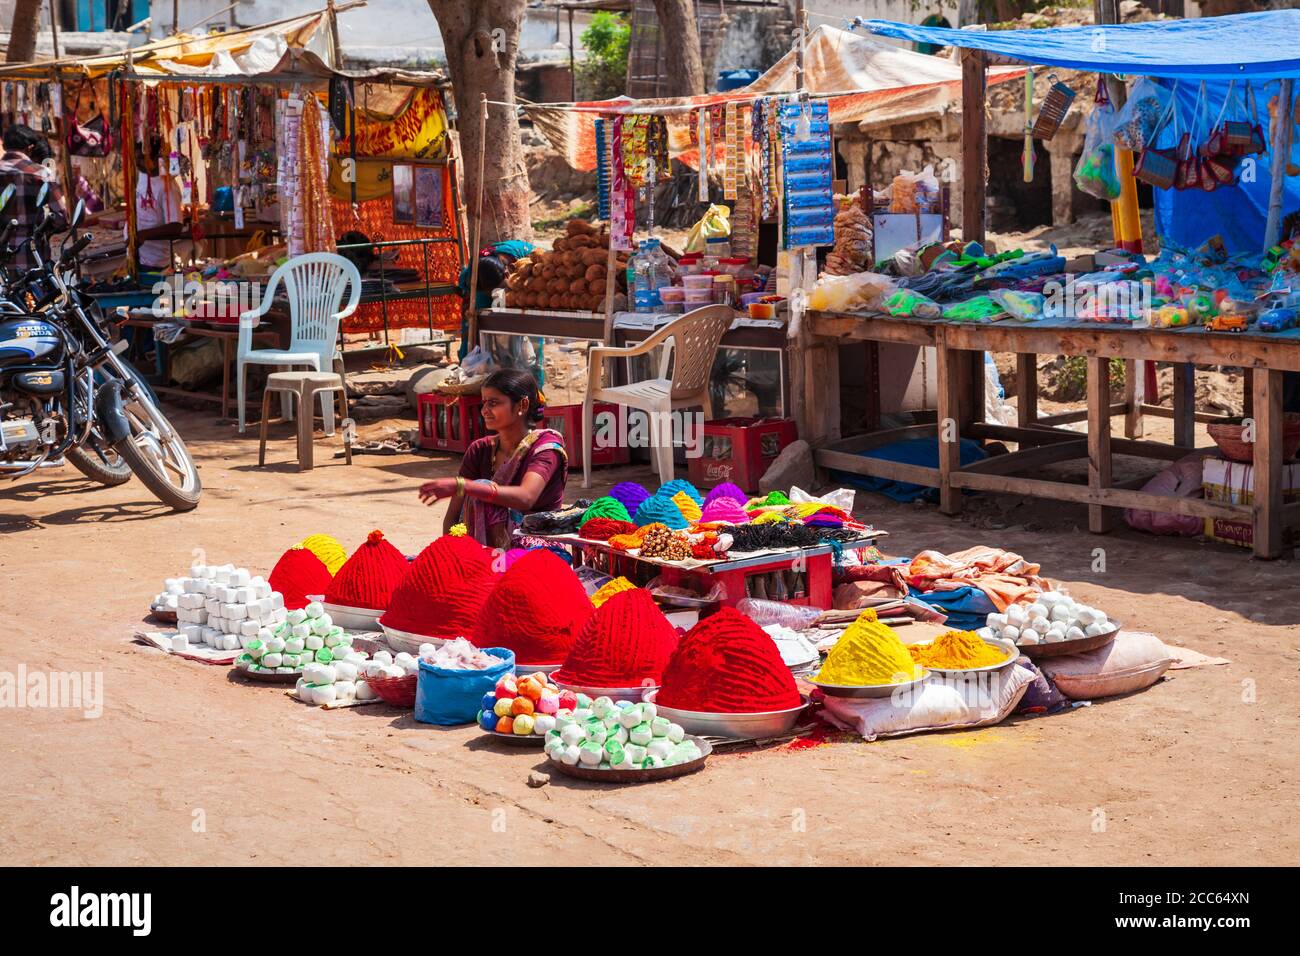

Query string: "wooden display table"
[[807, 309, 1300, 559]]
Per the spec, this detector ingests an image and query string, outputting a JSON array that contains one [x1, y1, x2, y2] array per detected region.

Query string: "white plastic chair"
[[237, 252, 362, 434], [582, 304, 733, 488]]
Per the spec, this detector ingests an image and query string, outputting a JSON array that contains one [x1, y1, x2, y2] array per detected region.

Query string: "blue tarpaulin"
[[828, 437, 988, 503], [856, 12, 1300, 80], [1152, 79, 1300, 253]]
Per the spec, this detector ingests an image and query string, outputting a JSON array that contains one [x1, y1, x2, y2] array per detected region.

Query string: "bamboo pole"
[[465, 93, 489, 352], [1265, 79, 1294, 250]]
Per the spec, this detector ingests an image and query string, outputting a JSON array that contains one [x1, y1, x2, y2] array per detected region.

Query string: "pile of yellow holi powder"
[[908, 630, 1008, 670], [591, 576, 636, 608], [815, 612, 922, 685], [297, 533, 347, 574]]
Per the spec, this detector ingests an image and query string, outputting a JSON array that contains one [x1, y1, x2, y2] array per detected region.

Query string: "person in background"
[[130, 143, 186, 271], [457, 240, 534, 359], [418, 368, 567, 550], [0, 124, 67, 269]]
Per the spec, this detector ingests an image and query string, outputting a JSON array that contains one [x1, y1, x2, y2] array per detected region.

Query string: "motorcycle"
[[0, 184, 202, 510]]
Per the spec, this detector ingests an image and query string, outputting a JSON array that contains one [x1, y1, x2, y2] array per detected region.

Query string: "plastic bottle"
[[735, 597, 821, 631], [626, 240, 645, 304], [634, 238, 677, 310]]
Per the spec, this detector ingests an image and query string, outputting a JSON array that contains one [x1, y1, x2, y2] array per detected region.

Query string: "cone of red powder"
[[655, 607, 801, 713], [269, 546, 333, 611], [324, 530, 409, 610], [380, 535, 496, 638], [474, 549, 593, 665], [552, 588, 678, 688]]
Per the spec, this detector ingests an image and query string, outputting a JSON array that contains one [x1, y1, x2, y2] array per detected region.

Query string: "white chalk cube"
[[171, 634, 189, 652], [291, 622, 312, 640], [182, 624, 202, 641], [231, 568, 251, 587], [204, 598, 221, 617], [305, 634, 323, 650], [238, 619, 260, 637], [192, 608, 208, 626], [222, 634, 241, 651], [227, 603, 248, 621], [273, 607, 287, 624], [270, 592, 285, 611], [253, 580, 271, 600]]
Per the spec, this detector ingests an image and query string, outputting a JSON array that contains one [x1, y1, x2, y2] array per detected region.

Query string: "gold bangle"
[[456, 476, 466, 496]]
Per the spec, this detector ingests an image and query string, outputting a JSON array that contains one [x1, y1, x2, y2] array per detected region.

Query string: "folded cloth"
[[906, 545, 1046, 612]]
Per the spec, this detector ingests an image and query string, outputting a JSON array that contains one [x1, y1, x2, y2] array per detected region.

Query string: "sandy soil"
[[2, 404, 1297, 867]]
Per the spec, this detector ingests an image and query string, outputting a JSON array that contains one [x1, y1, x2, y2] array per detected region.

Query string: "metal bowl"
[[546, 734, 712, 783], [553, 680, 658, 703], [481, 729, 546, 747], [514, 662, 563, 678], [805, 671, 930, 699], [641, 689, 809, 739], [1015, 622, 1121, 659], [907, 634, 1020, 676], [379, 623, 446, 656], [321, 602, 384, 632]]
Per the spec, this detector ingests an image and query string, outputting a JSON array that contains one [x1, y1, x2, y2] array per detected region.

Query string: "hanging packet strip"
[[594, 118, 611, 221], [780, 98, 834, 249], [609, 115, 635, 252], [724, 101, 740, 200], [697, 108, 710, 202]]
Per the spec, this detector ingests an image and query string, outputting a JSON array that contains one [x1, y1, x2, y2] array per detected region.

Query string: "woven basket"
[[433, 376, 486, 397], [367, 673, 418, 708], [1207, 414, 1300, 463]]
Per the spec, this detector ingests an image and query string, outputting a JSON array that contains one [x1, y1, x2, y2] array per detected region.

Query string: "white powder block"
[[270, 593, 285, 611], [266, 636, 286, 654], [213, 567, 230, 585], [285, 637, 306, 654], [227, 603, 248, 621], [310, 617, 332, 637], [190, 563, 207, 579], [289, 622, 310, 641], [273, 607, 287, 624], [240, 619, 261, 638], [221, 635, 241, 651], [216, 586, 233, 603], [304, 634, 323, 651], [182, 624, 202, 642], [176, 607, 192, 624], [204, 598, 221, 617], [193, 608, 208, 626], [373, 651, 393, 666], [333, 662, 358, 682], [171, 634, 189, 652], [300, 649, 316, 663], [355, 680, 375, 701], [286, 608, 307, 626], [305, 602, 324, 619], [164, 594, 179, 609], [239, 633, 260, 650], [231, 568, 251, 587], [262, 652, 283, 668], [201, 626, 220, 644], [333, 680, 356, 702]]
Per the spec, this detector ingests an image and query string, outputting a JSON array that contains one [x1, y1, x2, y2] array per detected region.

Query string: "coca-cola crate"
[[543, 403, 630, 467], [688, 416, 797, 494], [417, 393, 486, 452]]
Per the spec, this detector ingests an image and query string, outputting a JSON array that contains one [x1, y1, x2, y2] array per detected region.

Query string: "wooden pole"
[[568, 9, 576, 102], [47, 0, 61, 59], [327, 0, 345, 69], [960, 49, 987, 245], [465, 94, 489, 352], [1265, 79, 1294, 249]]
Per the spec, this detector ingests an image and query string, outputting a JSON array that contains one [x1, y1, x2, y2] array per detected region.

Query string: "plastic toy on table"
[[1148, 304, 1193, 328], [1258, 307, 1299, 333], [1204, 313, 1249, 332]]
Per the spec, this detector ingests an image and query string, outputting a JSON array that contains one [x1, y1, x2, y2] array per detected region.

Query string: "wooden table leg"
[[936, 336, 962, 516], [1123, 358, 1143, 439], [1087, 356, 1116, 533], [1172, 363, 1195, 449], [220, 337, 231, 421], [1252, 368, 1285, 559], [1243, 367, 1254, 420], [1016, 352, 1038, 429]]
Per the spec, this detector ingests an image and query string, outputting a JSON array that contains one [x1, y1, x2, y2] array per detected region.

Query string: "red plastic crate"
[[417, 393, 486, 452], [543, 403, 630, 467], [688, 417, 797, 494]]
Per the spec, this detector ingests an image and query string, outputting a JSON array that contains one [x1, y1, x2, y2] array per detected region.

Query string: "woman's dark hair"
[[476, 254, 508, 293], [483, 368, 544, 424]]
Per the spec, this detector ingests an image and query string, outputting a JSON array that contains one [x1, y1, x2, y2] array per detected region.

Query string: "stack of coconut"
[[502, 220, 627, 312]]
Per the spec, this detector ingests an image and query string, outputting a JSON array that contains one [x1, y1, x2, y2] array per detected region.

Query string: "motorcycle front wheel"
[[66, 432, 132, 486], [112, 386, 202, 511]]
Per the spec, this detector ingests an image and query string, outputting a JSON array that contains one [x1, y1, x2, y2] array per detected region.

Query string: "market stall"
[[799, 12, 1300, 559]]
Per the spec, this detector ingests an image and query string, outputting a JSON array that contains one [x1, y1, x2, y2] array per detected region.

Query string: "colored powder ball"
[[324, 530, 409, 610], [656, 607, 801, 713], [907, 630, 1007, 670], [580, 496, 631, 526], [699, 495, 749, 524], [269, 547, 333, 611], [296, 533, 348, 575], [553, 588, 679, 688], [579, 517, 636, 541], [634, 494, 687, 530], [590, 576, 636, 608], [608, 482, 651, 517], [815, 612, 922, 686], [380, 535, 497, 638], [671, 490, 702, 523], [703, 481, 748, 507], [474, 550, 594, 665], [657, 479, 703, 506]]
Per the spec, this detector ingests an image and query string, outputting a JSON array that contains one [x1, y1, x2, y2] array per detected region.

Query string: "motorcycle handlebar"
[[61, 232, 93, 263], [0, 218, 16, 249]]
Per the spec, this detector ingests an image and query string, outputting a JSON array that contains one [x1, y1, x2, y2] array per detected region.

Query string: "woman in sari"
[[419, 369, 567, 549]]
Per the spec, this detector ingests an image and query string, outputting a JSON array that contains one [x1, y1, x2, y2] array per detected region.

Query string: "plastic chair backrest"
[[665, 305, 733, 400], [264, 253, 361, 355]]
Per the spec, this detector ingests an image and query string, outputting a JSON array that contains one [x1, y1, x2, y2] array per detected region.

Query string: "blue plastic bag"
[[414, 647, 515, 726]]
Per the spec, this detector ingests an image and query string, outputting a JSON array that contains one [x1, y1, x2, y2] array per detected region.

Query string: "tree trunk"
[[6, 0, 44, 63], [425, 0, 532, 245], [651, 0, 705, 97]]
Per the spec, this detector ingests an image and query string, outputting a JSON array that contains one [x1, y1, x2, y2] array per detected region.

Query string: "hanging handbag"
[[1245, 81, 1267, 155], [1135, 87, 1180, 190], [65, 79, 113, 157]]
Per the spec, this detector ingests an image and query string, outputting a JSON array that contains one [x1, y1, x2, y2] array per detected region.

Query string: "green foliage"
[[1059, 355, 1126, 397], [577, 12, 630, 100]]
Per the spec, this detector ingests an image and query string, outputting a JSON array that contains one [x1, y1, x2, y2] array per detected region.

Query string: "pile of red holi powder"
[[579, 517, 636, 541], [474, 549, 592, 665], [324, 530, 409, 610], [655, 607, 801, 713], [552, 588, 678, 688], [380, 535, 496, 638], [269, 547, 332, 610]]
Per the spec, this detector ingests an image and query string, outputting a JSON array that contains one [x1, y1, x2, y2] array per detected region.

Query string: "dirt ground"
[[2, 403, 1297, 867]]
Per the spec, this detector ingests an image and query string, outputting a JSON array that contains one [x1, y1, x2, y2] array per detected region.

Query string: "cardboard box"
[[1202, 457, 1300, 506], [1204, 516, 1296, 550]]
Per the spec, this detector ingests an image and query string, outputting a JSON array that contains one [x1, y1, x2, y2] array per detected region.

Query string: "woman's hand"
[[418, 478, 459, 505]]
